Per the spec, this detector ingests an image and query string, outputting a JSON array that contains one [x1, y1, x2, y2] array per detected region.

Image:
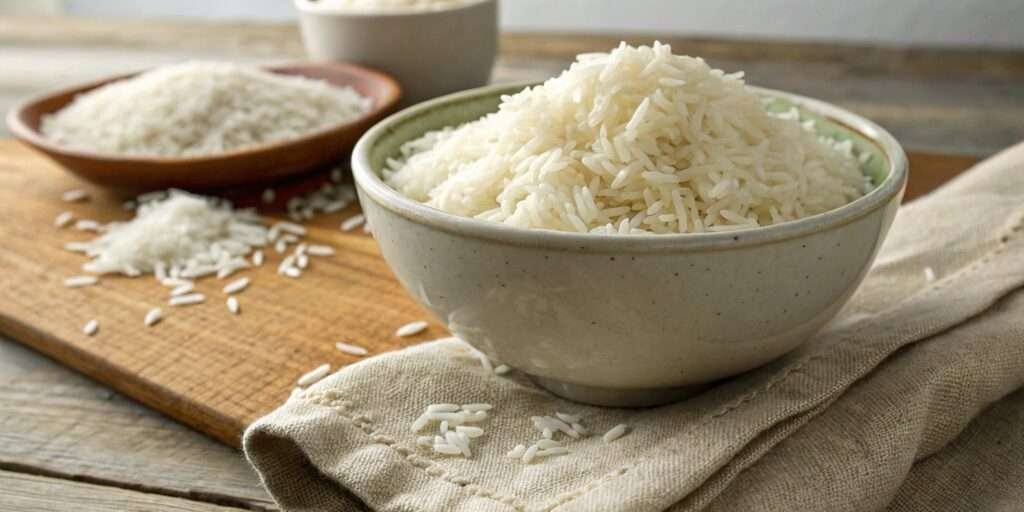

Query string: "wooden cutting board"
[[0, 139, 978, 448]]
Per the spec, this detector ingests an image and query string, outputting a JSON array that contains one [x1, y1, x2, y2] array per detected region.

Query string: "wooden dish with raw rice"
[[353, 42, 908, 406], [6, 61, 401, 190]]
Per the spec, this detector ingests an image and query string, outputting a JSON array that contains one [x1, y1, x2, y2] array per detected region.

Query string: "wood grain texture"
[[0, 140, 977, 451], [0, 339, 274, 510], [0, 139, 444, 447], [0, 469, 250, 512]]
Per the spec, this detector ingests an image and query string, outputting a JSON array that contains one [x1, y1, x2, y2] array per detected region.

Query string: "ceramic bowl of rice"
[[353, 43, 908, 406]]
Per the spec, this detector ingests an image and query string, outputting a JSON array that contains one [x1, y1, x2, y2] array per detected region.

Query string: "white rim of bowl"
[[352, 82, 909, 253], [293, 0, 492, 17]]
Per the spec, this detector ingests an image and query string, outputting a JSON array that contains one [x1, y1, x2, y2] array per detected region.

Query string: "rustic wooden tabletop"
[[0, 15, 1022, 511]]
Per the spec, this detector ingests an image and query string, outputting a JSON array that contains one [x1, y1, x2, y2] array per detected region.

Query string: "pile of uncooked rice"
[[299, 0, 475, 12], [68, 190, 268, 278], [385, 42, 871, 234], [43, 61, 372, 157]]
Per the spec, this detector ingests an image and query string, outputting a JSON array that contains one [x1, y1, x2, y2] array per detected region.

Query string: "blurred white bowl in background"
[[295, 0, 498, 105]]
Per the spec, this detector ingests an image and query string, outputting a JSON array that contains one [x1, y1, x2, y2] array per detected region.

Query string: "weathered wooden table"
[[1, 16, 1022, 511]]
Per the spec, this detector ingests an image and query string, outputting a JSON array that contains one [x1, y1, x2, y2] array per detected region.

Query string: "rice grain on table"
[[335, 341, 369, 356], [296, 363, 331, 387], [62, 189, 89, 202], [227, 296, 241, 315], [395, 320, 428, 337], [169, 282, 195, 297], [284, 267, 302, 278], [64, 275, 99, 288], [161, 277, 192, 288], [273, 221, 307, 237], [252, 250, 264, 266], [306, 244, 335, 256], [278, 255, 297, 274], [82, 319, 99, 336], [42, 62, 372, 157], [54, 211, 74, 228], [144, 307, 162, 327], [74, 219, 103, 232], [73, 190, 269, 280], [223, 277, 250, 295], [274, 239, 288, 254], [169, 293, 205, 306], [385, 42, 868, 235], [340, 214, 366, 232]]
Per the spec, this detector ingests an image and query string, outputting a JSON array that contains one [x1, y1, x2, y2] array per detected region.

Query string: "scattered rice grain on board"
[[395, 320, 428, 337], [296, 363, 331, 387], [74, 219, 102, 232], [62, 189, 89, 202], [82, 319, 99, 336], [340, 214, 365, 231], [273, 221, 306, 236], [306, 244, 335, 256], [73, 190, 269, 279], [169, 282, 195, 297], [169, 293, 205, 306], [284, 267, 302, 278], [64, 275, 98, 288], [252, 250, 264, 266], [223, 277, 250, 295], [335, 341, 369, 356], [144, 307, 162, 326], [227, 296, 240, 315], [54, 211, 74, 228]]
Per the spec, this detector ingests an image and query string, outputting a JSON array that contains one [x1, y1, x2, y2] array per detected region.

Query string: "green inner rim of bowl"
[[369, 85, 888, 192]]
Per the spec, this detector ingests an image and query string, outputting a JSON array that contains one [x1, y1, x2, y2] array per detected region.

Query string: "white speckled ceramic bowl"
[[294, 0, 497, 105], [352, 83, 908, 406]]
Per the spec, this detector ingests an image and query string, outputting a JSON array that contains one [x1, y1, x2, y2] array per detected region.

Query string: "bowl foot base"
[[529, 375, 711, 407]]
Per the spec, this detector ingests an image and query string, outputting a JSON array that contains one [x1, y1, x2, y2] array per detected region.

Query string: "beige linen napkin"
[[244, 142, 1024, 512]]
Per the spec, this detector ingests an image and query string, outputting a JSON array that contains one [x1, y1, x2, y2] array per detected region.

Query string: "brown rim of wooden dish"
[[5, 61, 402, 191]]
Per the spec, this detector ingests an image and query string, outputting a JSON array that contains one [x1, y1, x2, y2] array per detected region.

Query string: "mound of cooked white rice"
[[298, 0, 476, 12], [385, 42, 871, 234], [42, 61, 372, 157]]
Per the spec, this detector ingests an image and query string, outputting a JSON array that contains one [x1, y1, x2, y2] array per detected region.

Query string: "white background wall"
[[36, 0, 1024, 49]]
